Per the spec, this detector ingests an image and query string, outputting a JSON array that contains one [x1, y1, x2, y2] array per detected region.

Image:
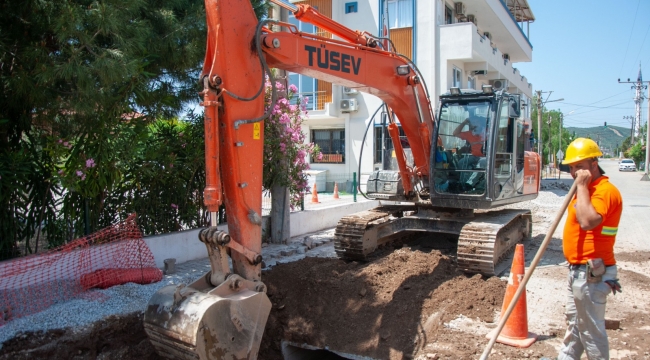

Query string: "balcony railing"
[[313, 154, 344, 163], [296, 89, 331, 111]]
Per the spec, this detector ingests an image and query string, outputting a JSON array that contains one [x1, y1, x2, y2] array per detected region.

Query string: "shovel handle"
[[479, 181, 577, 360]]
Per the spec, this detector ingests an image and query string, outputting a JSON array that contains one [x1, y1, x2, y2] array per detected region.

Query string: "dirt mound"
[[258, 247, 506, 359], [0, 313, 156, 360]]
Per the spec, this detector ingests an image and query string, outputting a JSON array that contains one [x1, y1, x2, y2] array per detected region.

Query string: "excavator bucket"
[[144, 274, 271, 360]]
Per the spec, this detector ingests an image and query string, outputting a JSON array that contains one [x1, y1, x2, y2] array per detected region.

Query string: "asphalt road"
[[599, 159, 650, 252]]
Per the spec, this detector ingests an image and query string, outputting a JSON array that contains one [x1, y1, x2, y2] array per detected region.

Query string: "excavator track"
[[335, 205, 531, 276], [456, 209, 532, 275], [334, 205, 417, 260]]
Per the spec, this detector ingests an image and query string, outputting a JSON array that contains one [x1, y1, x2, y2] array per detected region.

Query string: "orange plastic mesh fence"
[[0, 214, 162, 326]]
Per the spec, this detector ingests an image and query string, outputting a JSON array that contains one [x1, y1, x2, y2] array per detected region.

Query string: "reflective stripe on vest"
[[601, 226, 618, 236]]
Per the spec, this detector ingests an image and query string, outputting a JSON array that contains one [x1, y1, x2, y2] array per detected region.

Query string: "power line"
[[562, 101, 634, 117], [618, 0, 641, 78], [630, 22, 650, 74], [557, 101, 632, 109], [558, 89, 633, 114], [583, 89, 632, 105]]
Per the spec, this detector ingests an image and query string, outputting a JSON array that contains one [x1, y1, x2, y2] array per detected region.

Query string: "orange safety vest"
[[562, 176, 622, 266], [457, 131, 485, 157]]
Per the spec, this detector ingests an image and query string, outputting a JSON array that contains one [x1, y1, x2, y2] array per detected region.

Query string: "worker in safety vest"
[[557, 138, 622, 360]]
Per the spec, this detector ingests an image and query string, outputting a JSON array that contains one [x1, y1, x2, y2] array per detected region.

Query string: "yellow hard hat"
[[562, 138, 603, 165]]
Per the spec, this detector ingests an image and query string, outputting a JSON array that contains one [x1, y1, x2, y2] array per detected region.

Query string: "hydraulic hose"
[[357, 103, 386, 199], [225, 19, 279, 128]]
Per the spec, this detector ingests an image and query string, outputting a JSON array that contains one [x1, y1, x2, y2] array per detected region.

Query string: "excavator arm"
[[261, 25, 435, 187], [144, 0, 437, 359]]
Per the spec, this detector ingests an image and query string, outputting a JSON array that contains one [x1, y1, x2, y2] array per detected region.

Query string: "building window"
[[387, 0, 413, 29], [288, 14, 318, 111], [467, 75, 476, 90], [444, 5, 453, 24], [312, 129, 345, 163], [374, 120, 411, 168], [452, 67, 462, 88], [345, 2, 358, 13], [288, 73, 318, 111]]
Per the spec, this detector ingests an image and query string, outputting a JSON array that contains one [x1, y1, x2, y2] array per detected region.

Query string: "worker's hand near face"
[[574, 169, 592, 187]]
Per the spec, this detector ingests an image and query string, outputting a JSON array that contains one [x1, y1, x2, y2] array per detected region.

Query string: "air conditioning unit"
[[454, 2, 465, 16], [466, 14, 477, 25], [340, 98, 359, 113], [489, 79, 509, 91], [343, 86, 359, 95], [503, 53, 510, 61]]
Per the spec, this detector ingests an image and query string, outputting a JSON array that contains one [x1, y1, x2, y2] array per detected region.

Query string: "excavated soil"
[[0, 246, 559, 360], [0, 312, 157, 360], [259, 247, 506, 359]]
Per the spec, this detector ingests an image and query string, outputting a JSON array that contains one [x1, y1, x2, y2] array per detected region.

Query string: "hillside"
[[565, 125, 630, 154]]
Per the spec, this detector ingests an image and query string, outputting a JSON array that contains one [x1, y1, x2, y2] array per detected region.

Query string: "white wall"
[[143, 199, 380, 268]]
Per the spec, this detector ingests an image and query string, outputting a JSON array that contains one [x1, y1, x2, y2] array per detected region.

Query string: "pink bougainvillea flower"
[[76, 170, 83, 177], [288, 84, 298, 93], [85, 158, 96, 168]]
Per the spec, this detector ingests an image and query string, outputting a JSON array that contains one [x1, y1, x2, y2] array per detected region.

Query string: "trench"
[[281, 341, 377, 360]]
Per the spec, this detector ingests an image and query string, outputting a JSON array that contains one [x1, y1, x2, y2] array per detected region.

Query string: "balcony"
[[453, 0, 532, 62], [439, 22, 532, 97], [313, 153, 344, 163]]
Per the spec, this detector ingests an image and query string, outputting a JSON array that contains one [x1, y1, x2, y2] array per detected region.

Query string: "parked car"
[[619, 159, 636, 171]]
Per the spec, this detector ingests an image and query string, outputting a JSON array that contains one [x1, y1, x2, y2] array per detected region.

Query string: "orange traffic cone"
[[487, 244, 537, 348], [311, 182, 320, 203], [333, 183, 340, 199]]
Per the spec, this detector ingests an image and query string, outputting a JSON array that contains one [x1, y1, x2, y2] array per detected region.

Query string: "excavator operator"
[[453, 109, 486, 171], [453, 114, 486, 157]]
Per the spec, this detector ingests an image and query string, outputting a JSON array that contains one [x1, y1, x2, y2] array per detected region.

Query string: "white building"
[[279, 0, 535, 189]]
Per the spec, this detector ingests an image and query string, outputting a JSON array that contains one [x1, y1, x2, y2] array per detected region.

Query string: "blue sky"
[[516, 0, 650, 129]]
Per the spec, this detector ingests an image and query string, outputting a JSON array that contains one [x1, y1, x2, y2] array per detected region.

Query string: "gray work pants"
[[558, 265, 617, 360]]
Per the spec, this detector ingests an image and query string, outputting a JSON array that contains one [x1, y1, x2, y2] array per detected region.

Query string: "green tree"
[[625, 123, 647, 167], [1, 0, 207, 257], [0, 0, 270, 257], [531, 96, 570, 166]]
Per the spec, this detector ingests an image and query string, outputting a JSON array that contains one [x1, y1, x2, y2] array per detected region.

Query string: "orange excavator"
[[143, 0, 542, 358]]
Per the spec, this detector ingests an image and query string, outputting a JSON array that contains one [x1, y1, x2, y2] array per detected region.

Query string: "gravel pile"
[[0, 260, 210, 347], [540, 181, 572, 191], [0, 190, 568, 348]]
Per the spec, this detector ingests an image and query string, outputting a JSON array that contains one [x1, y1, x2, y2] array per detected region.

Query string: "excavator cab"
[[430, 90, 538, 208]]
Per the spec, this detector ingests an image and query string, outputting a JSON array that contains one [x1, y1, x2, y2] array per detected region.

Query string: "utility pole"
[[548, 114, 553, 168], [535, 90, 564, 163], [641, 94, 650, 181], [536, 90, 542, 154], [559, 113, 563, 158], [623, 115, 635, 143], [618, 65, 648, 145], [558, 113, 563, 179]]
